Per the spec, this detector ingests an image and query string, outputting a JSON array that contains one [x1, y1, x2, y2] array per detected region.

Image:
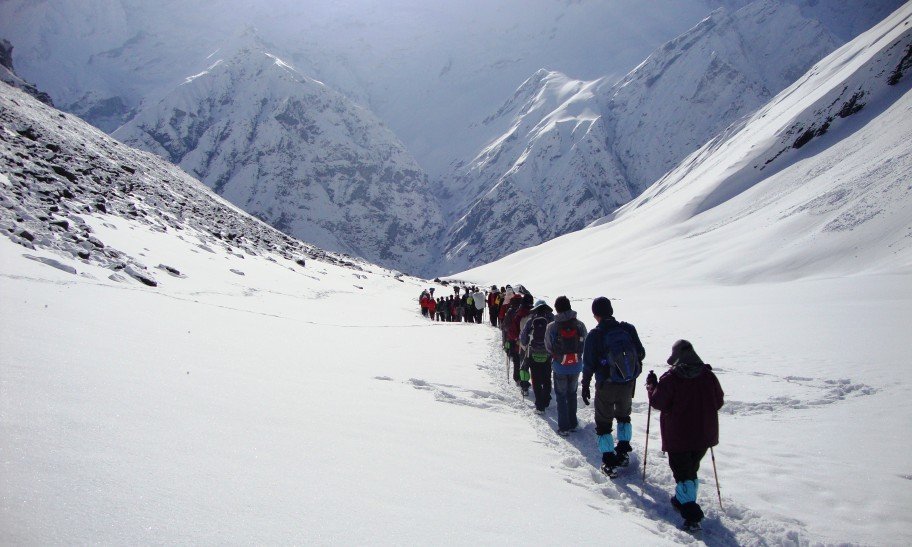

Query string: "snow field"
[[1, 234, 671, 544]]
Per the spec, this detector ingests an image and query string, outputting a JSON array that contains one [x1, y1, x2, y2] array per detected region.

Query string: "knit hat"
[[667, 339, 704, 366], [554, 296, 571, 313], [591, 297, 613, 318], [532, 299, 552, 313]]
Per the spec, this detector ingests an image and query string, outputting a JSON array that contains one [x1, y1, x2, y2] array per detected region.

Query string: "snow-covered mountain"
[[438, 0, 847, 271], [461, 4, 912, 287], [0, 1, 742, 173], [113, 31, 444, 275]]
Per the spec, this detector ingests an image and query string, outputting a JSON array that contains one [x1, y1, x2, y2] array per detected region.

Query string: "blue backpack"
[[599, 324, 641, 383]]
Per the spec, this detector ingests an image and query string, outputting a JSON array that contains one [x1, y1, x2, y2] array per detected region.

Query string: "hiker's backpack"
[[599, 324, 641, 383], [525, 315, 550, 364], [467, 295, 474, 306], [553, 320, 582, 365]]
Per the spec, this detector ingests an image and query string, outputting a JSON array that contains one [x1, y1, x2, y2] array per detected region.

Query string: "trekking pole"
[[642, 373, 653, 481], [710, 447, 723, 510]]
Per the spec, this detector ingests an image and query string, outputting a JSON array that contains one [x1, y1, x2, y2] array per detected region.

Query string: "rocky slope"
[[113, 31, 444, 275], [0, 80, 375, 289], [0, 39, 53, 106]]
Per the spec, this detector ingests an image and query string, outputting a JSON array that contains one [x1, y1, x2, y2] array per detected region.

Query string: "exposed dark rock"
[[888, 43, 912, 85]]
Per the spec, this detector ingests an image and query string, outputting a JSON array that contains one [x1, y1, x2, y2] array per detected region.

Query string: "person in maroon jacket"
[[507, 292, 534, 395], [646, 339, 724, 530]]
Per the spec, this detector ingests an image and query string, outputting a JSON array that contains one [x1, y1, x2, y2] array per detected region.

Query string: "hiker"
[[508, 292, 534, 395], [487, 285, 500, 327], [465, 290, 476, 323], [646, 340, 724, 531], [582, 297, 645, 477], [419, 291, 430, 317], [498, 285, 515, 325], [520, 299, 555, 413], [501, 290, 523, 377], [427, 294, 437, 320], [448, 296, 456, 322], [545, 296, 587, 435], [472, 287, 485, 323]]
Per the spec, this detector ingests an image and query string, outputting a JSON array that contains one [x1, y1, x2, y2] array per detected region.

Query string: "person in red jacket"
[[426, 296, 437, 320], [646, 339, 724, 531], [419, 291, 430, 317]]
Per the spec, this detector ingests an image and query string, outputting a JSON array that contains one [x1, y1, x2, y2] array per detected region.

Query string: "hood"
[[554, 310, 577, 322]]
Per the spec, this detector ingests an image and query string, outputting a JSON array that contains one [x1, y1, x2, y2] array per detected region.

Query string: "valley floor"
[[1, 236, 910, 544]]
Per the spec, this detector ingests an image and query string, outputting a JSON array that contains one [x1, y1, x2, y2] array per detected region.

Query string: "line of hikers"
[[418, 283, 725, 531], [418, 286, 486, 323]]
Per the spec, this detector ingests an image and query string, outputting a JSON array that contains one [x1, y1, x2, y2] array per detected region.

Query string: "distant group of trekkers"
[[418, 285, 486, 323], [415, 283, 725, 531]]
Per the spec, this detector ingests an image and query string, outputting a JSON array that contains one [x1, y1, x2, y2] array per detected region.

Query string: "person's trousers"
[[553, 372, 580, 431], [529, 360, 552, 411]]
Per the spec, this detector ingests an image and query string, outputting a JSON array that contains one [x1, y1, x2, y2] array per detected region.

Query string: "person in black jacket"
[[582, 297, 645, 476]]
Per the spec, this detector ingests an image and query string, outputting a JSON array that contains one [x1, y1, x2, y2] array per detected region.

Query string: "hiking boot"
[[615, 451, 630, 467], [599, 462, 618, 478], [534, 408, 545, 415], [615, 441, 632, 454], [557, 429, 570, 437]]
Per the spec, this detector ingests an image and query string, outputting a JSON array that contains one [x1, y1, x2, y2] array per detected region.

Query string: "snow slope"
[[455, 5, 912, 543], [113, 30, 444, 275], [438, 0, 844, 272]]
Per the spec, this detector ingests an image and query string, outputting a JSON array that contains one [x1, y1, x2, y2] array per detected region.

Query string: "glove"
[[646, 370, 658, 387], [581, 384, 591, 406]]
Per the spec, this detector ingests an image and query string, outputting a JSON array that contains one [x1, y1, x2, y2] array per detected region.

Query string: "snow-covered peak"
[[437, 0, 844, 273], [463, 3, 912, 288], [114, 38, 444, 275]]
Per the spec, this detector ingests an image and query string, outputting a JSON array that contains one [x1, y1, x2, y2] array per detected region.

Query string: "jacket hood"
[[554, 310, 577, 322], [667, 339, 703, 366]]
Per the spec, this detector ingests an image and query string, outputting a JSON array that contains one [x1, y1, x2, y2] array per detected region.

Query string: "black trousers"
[[668, 449, 708, 483], [529, 360, 552, 411], [489, 306, 499, 326]]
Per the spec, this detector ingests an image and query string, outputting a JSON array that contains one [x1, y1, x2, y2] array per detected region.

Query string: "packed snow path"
[[454, 323, 808, 546]]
